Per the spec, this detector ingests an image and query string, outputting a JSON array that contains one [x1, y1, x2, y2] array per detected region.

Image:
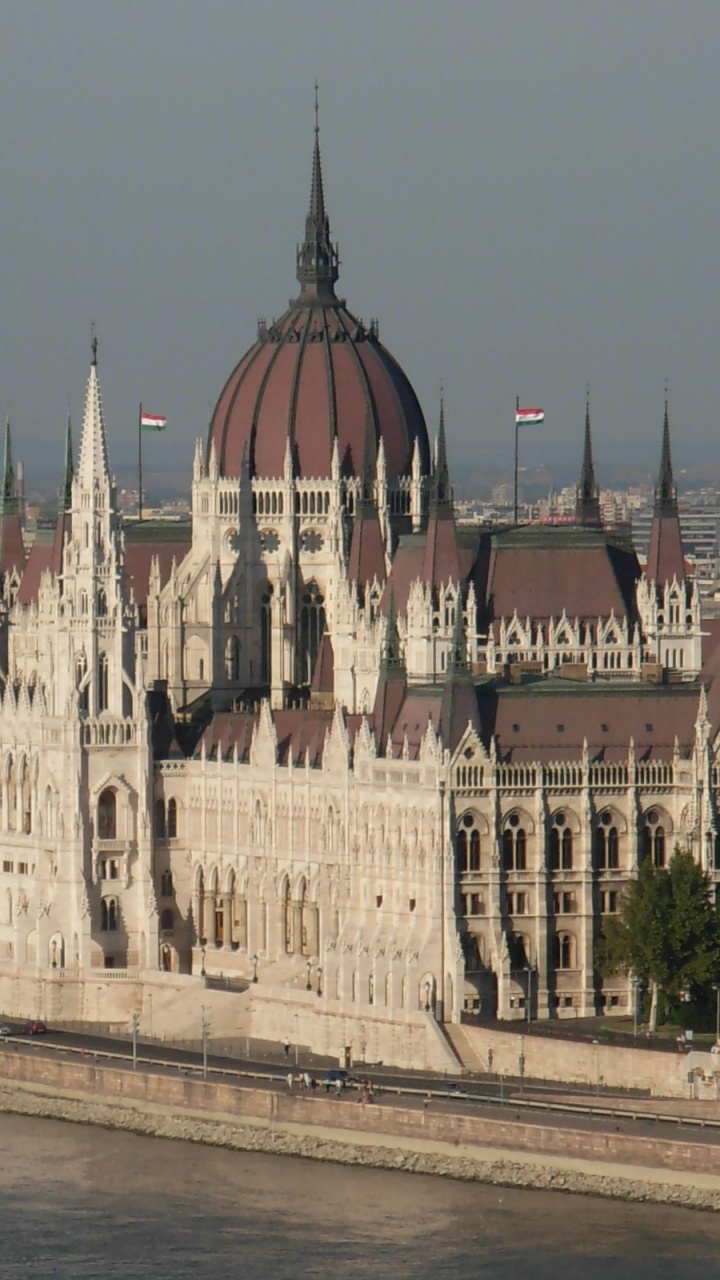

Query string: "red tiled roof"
[[483, 684, 699, 763], [646, 510, 686, 586], [475, 527, 640, 625]]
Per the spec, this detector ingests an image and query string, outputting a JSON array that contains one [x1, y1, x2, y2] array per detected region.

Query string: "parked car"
[[0, 1025, 12, 1037], [22, 1021, 47, 1035]]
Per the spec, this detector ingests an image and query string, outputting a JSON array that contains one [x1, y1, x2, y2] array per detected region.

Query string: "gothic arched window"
[[260, 585, 272, 684], [643, 809, 667, 868], [457, 812, 481, 875], [503, 813, 527, 871], [167, 797, 177, 839], [98, 653, 109, 713], [299, 581, 326, 685], [98, 789, 117, 841], [225, 635, 240, 681]]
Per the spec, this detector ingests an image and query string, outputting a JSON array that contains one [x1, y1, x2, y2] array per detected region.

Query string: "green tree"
[[595, 848, 720, 1031]]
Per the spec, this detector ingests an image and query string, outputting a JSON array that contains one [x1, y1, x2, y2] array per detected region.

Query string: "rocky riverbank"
[[1, 1082, 720, 1213]]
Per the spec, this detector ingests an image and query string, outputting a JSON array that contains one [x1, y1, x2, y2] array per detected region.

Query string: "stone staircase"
[[443, 1022, 489, 1074]]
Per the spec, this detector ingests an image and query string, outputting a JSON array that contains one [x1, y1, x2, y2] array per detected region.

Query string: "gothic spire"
[[380, 590, 404, 674], [295, 87, 339, 303], [58, 409, 74, 513], [428, 392, 452, 513], [654, 397, 676, 512], [575, 392, 601, 525], [0, 415, 17, 515], [646, 396, 685, 585], [77, 333, 111, 492]]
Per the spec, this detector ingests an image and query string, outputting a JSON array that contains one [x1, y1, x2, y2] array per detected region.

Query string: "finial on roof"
[[429, 390, 451, 512], [380, 589, 404, 674], [91, 323, 98, 367], [295, 90, 339, 303]]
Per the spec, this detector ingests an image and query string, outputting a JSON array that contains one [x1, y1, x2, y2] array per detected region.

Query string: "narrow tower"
[[575, 395, 602, 526]]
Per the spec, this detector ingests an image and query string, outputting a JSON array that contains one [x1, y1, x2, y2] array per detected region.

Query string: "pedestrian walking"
[[283, 1036, 290, 1058], [286, 1070, 293, 1090], [487, 1047, 494, 1072]]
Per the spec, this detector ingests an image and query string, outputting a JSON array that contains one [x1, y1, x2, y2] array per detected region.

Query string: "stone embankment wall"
[[457, 1022, 714, 1099], [3, 1049, 720, 1211]]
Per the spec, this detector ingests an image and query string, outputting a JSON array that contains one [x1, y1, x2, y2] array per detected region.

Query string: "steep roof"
[[478, 679, 699, 763], [473, 524, 640, 627]]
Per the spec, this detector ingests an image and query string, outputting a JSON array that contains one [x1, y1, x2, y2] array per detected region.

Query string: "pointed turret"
[[440, 598, 481, 750], [372, 590, 407, 754], [77, 334, 111, 493], [575, 395, 601, 526], [422, 395, 461, 587], [295, 88, 339, 303], [0, 415, 17, 516], [646, 399, 685, 585], [348, 413, 386, 589], [59, 410, 74, 514], [0, 414, 25, 581]]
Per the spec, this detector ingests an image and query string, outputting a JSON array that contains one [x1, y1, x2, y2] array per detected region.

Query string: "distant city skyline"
[[0, 3, 718, 486]]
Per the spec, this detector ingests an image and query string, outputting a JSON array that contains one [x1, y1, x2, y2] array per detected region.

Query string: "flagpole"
[[138, 401, 143, 523], [514, 395, 519, 524]]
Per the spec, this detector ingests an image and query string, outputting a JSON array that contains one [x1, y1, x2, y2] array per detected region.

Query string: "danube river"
[[2, 1114, 720, 1278]]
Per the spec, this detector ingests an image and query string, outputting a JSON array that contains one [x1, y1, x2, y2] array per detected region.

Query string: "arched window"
[[503, 813, 527, 871], [161, 870, 173, 897], [101, 898, 118, 931], [98, 653, 109, 712], [299, 581, 326, 685], [552, 932, 574, 970], [97, 589, 107, 617], [154, 799, 166, 838], [98, 789, 117, 840], [76, 653, 89, 714], [595, 809, 620, 869], [457, 813, 481, 875], [643, 809, 667, 868], [167, 797, 177, 839], [549, 812, 573, 870], [225, 635, 240, 681], [160, 908, 174, 931]]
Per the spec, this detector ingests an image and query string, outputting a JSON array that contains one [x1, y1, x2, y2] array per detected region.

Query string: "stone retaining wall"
[[3, 1048, 720, 1211]]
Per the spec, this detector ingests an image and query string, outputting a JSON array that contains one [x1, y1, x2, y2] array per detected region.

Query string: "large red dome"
[[208, 126, 430, 482]]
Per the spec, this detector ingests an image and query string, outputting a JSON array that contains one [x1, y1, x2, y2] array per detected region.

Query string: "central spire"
[[295, 86, 339, 303], [654, 397, 676, 511], [575, 393, 601, 525]]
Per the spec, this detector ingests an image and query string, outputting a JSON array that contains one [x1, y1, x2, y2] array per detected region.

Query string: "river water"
[[1, 1114, 720, 1278]]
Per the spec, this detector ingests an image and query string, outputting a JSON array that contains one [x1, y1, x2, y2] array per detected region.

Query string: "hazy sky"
[[2, 1, 719, 493]]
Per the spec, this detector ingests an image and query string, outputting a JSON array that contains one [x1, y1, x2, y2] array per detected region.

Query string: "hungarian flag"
[[141, 412, 167, 431], [515, 407, 545, 426]]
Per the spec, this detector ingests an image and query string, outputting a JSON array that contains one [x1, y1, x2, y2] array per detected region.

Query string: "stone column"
[[205, 891, 217, 946], [236, 897, 248, 950], [292, 900, 304, 954], [221, 893, 233, 949]]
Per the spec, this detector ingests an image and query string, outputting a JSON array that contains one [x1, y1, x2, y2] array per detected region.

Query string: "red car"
[[22, 1021, 47, 1035]]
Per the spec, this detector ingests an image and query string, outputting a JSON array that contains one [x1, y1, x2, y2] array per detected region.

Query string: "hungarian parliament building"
[[0, 122, 715, 1060]]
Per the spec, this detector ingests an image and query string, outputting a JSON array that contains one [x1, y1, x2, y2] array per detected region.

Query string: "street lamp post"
[[525, 964, 533, 1028], [306, 959, 312, 990], [199, 936, 206, 979], [252, 953, 258, 983], [316, 966, 322, 997]]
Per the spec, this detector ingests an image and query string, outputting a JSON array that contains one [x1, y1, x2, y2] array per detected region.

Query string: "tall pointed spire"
[[646, 395, 685, 585], [295, 86, 339, 303], [77, 331, 111, 491], [655, 396, 676, 512], [0, 415, 17, 515], [58, 409, 74, 513], [423, 393, 460, 586], [575, 392, 601, 525]]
